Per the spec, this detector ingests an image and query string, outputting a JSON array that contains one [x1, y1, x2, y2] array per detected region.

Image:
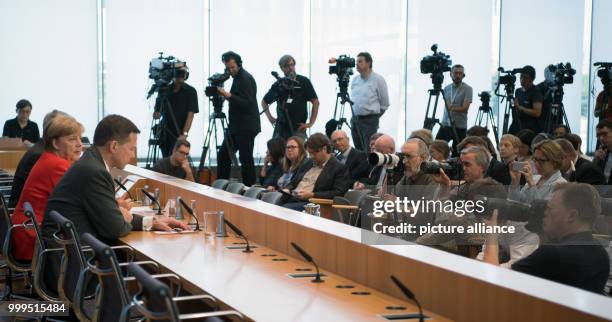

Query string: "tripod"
[[198, 96, 237, 173], [542, 85, 570, 134], [423, 73, 460, 148], [145, 87, 182, 168], [475, 96, 500, 149], [330, 72, 365, 150], [498, 83, 521, 134]]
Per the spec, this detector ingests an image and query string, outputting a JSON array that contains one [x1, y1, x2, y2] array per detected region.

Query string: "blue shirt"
[[350, 71, 390, 116]]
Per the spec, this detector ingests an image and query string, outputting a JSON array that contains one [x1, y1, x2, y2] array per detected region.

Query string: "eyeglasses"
[[533, 157, 549, 163], [286, 145, 298, 150]]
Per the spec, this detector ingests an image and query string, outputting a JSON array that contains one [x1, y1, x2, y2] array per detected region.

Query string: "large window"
[[0, 0, 98, 139]]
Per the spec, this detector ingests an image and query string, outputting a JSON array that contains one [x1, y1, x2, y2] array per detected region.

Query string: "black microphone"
[[390, 275, 424, 322], [223, 218, 252, 253], [178, 198, 202, 231], [140, 188, 162, 215], [114, 178, 134, 200], [290, 242, 323, 283]]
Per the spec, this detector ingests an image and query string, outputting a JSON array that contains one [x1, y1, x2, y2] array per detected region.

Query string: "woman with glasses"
[[270, 136, 311, 191], [509, 139, 566, 203]]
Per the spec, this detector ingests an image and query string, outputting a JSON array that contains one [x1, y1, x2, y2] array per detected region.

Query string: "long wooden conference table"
[[115, 165, 612, 322]]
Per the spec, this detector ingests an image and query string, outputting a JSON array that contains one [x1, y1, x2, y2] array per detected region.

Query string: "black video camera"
[[479, 91, 491, 104], [595, 62, 612, 86], [544, 62, 576, 86], [329, 55, 355, 76], [204, 71, 231, 113], [147, 52, 187, 99], [497, 67, 523, 87], [420, 44, 452, 74], [420, 159, 463, 181]]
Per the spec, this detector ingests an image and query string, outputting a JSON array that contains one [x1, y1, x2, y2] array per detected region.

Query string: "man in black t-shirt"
[[509, 65, 543, 135], [152, 138, 194, 182], [262, 55, 319, 140], [3, 99, 40, 144], [153, 66, 199, 158]]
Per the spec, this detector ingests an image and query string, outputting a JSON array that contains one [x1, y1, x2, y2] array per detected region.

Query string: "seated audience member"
[[483, 183, 610, 294], [2, 99, 40, 144], [42, 115, 188, 291], [259, 137, 286, 187], [368, 132, 384, 152], [152, 138, 195, 181], [355, 134, 402, 191], [281, 133, 351, 210], [516, 129, 536, 162], [594, 119, 612, 184], [331, 129, 368, 181], [433, 145, 491, 195], [429, 140, 450, 163], [508, 140, 566, 203], [274, 136, 310, 191], [466, 125, 489, 137], [555, 138, 606, 185], [409, 128, 433, 146], [457, 136, 510, 185], [473, 178, 539, 268], [10, 115, 83, 261], [563, 133, 589, 161], [553, 124, 570, 138], [8, 110, 66, 208], [531, 132, 551, 151], [499, 134, 521, 163]]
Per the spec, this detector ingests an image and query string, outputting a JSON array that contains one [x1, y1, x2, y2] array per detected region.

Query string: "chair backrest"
[[47, 211, 89, 305], [127, 262, 179, 322], [81, 233, 130, 322], [24, 202, 60, 302], [0, 194, 11, 254], [344, 189, 369, 207], [243, 187, 266, 199], [225, 182, 245, 194], [211, 179, 229, 190], [260, 191, 283, 205]]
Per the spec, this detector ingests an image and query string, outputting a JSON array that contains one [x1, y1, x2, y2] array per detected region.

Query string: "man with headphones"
[[216, 51, 260, 186], [435, 64, 473, 155], [509, 65, 543, 135], [153, 65, 199, 157]]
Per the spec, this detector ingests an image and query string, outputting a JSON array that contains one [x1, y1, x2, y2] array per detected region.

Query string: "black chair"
[[260, 191, 283, 205], [123, 262, 244, 322], [225, 182, 245, 194], [79, 233, 182, 322], [22, 202, 62, 302], [243, 187, 266, 199], [331, 189, 369, 226], [0, 194, 33, 301], [211, 179, 229, 190]]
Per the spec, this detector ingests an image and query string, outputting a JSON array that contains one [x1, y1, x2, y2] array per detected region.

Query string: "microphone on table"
[[140, 188, 162, 216], [178, 198, 202, 231], [114, 178, 134, 200], [223, 218, 252, 253], [290, 242, 323, 283], [390, 275, 424, 322]]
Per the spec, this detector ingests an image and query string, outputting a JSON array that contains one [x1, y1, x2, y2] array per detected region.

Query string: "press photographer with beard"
[[216, 51, 261, 186], [262, 55, 319, 139], [509, 65, 543, 134], [153, 66, 198, 158]]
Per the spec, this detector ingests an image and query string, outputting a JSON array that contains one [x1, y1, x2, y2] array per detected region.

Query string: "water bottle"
[[142, 185, 150, 206], [189, 200, 198, 226], [175, 196, 184, 220], [216, 211, 227, 237]]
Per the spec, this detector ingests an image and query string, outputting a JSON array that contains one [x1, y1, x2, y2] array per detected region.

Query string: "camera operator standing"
[[216, 51, 260, 186], [262, 55, 320, 140], [350, 52, 390, 153], [153, 66, 199, 158], [509, 65, 543, 135], [435, 64, 473, 155]]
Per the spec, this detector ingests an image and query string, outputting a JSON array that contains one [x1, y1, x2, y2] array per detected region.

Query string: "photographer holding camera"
[[509, 66, 543, 134], [435, 64, 473, 155], [262, 55, 319, 140], [350, 52, 390, 153], [153, 66, 199, 157], [216, 51, 260, 186]]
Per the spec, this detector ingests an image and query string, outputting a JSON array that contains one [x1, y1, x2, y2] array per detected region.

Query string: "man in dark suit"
[[216, 51, 260, 186], [281, 133, 351, 211], [330, 130, 369, 181], [594, 119, 612, 184], [458, 136, 511, 185], [41, 115, 188, 292], [556, 138, 606, 185]]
